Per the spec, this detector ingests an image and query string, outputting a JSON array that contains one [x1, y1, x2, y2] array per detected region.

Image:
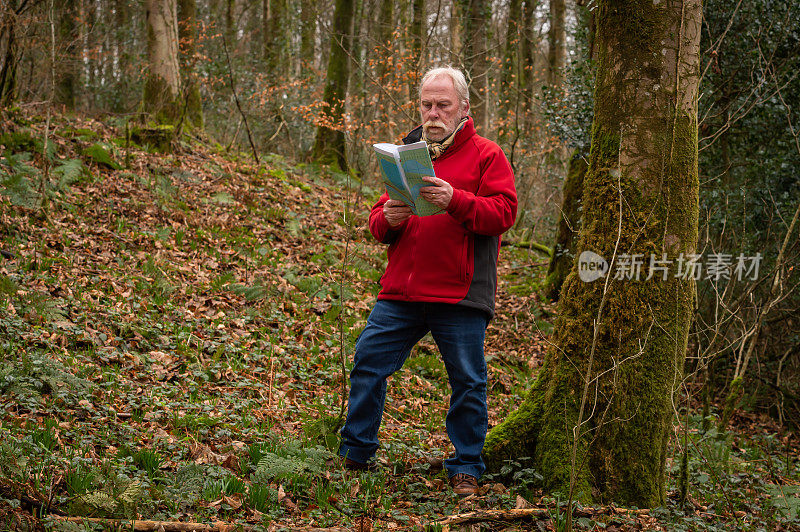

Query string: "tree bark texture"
[[312, 0, 354, 171], [484, 0, 702, 507], [177, 0, 203, 128], [144, 0, 182, 124]]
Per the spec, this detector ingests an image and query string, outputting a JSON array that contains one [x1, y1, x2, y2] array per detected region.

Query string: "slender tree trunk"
[[408, 0, 424, 101], [547, 0, 565, 88], [178, 0, 203, 128], [375, 0, 393, 81], [56, 1, 78, 108], [499, 0, 522, 141], [464, 0, 487, 132], [299, 0, 316, 73], [484, 0, 702, 507], [0, 1, 19, 108], [450, 0, 463, 66], [143, 0, 182, 123], [312, 0, 354, 170], [520, 0, 537, 118], [263, 0, 286, 78]]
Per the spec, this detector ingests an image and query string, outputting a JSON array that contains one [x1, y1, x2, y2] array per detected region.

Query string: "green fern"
[[0, 152, 41, 209], [251, 441, 332, 485]]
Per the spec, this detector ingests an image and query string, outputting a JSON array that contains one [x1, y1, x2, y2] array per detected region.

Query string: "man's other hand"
[[384, 199, 413, 228], [419, 176, 453, 209]]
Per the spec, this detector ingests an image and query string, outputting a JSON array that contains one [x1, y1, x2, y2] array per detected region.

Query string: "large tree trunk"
[[484, 0, 702, 507], [177, 0, 202, 128], [312, 0, 354, 171], [143, 0, 181, 123]]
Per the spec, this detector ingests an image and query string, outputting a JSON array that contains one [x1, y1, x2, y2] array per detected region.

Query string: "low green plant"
[[133, 449, 163, 478]]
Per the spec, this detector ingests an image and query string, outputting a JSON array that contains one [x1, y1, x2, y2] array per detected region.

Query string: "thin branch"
[[221, 33, 259, 164]]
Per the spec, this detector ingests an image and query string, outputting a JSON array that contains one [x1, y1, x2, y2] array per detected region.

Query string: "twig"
[[221, 34, 259, 164], [437, 508, 550, 525]]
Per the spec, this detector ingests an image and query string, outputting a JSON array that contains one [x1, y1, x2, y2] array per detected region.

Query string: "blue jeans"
[[338, 300, 489, 479]]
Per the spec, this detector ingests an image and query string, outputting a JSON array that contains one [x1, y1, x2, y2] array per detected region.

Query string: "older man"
[[338, 67, 517, 496]]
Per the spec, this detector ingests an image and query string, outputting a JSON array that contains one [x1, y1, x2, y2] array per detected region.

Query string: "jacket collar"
[[402, 116, 476, 159]]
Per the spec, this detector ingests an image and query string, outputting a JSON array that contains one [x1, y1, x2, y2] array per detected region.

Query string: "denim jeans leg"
[[338, 300, 428, 464], [428, 304, 489, 479]]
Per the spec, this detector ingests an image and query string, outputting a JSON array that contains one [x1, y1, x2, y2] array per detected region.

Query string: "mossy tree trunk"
[[262, 0, 286, 78], [177, 0, 203, 129], [312, 0, 354, 171], [544, 151, 587, 301], [143, 0, 182, 124], [484, 0, 702, 507]]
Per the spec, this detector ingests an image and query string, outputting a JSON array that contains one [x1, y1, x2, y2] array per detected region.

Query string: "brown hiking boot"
[[344, 457, 379, 472], [449, 473, 479, 497]]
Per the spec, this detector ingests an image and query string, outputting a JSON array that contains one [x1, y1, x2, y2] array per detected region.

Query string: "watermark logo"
[[577, 251, 762, 282], [578, 251, 609, 282]]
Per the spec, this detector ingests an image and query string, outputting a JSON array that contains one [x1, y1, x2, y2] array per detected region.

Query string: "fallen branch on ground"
[[437, 506, 651, 525], [500, 240, 553, 256]]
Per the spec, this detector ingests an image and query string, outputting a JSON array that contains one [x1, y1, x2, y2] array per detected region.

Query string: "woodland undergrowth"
[[0, 109, 797, 531]]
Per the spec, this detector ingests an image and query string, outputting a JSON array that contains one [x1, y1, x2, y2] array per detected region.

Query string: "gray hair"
[[419, 66, 470, 107]]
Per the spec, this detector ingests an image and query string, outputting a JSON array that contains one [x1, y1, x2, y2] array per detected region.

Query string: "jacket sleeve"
[[445, 144, 518, 236], [369, 192, 406, 244]]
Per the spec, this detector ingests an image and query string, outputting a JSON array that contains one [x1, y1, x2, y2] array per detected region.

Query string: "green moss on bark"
[[312, 0, 353, 171], [484, 0, 701, 508]]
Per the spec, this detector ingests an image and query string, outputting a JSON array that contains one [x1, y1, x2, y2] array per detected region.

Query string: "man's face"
[[420, 75, 468, 142]]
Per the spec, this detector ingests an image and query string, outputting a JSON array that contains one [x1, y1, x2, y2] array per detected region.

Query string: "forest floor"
[[0, 109, 798, 531]]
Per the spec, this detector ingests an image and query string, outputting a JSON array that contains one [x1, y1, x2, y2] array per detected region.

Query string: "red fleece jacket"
[[369, 117, 517, 317]]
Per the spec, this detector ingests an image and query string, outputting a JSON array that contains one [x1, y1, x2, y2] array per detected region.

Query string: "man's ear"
[[461, 101, 470, 118]]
